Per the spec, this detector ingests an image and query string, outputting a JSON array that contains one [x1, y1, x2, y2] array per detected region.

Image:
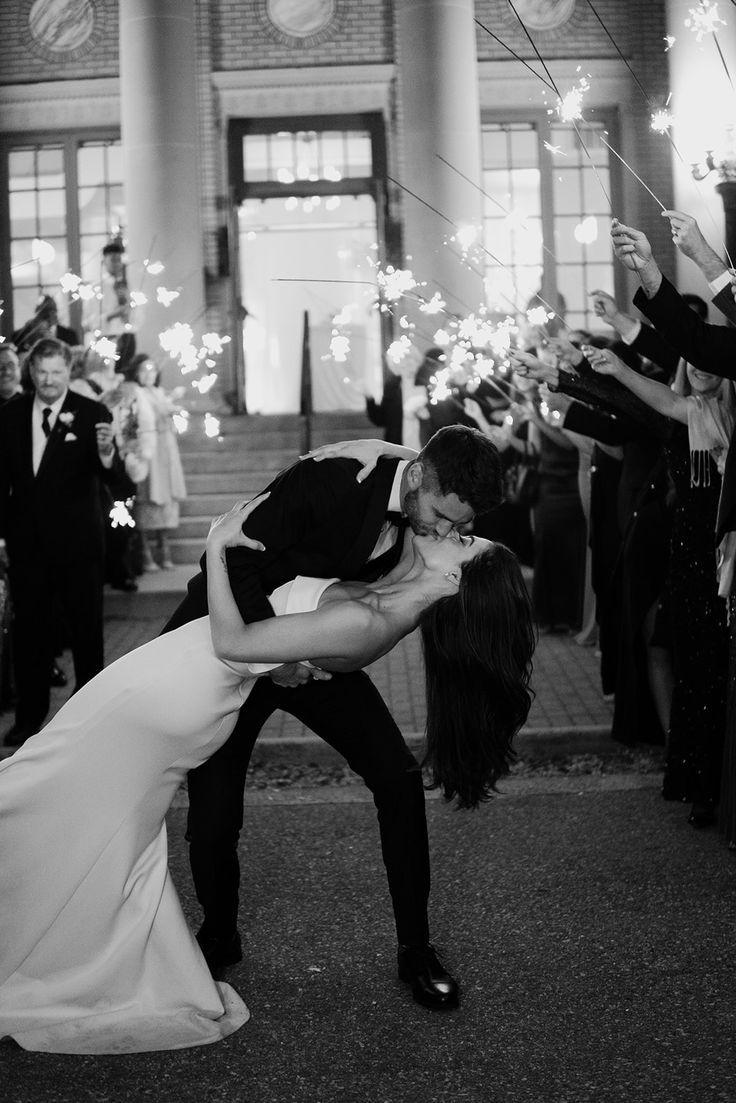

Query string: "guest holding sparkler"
[[609, 215, 736, 838]]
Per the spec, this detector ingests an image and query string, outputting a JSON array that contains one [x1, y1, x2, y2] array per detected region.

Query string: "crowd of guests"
[[0, 307, 186, 748], [374, 210, 736, 855]]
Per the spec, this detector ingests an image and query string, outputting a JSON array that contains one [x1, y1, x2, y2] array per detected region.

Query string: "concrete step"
[[175, 515, 219, 540], [180, 449, 297, 475], [167, 537, 213, 564], [179, 429, 304, 455], [184, 471, 293, 494], [179, 492, 267, 516]]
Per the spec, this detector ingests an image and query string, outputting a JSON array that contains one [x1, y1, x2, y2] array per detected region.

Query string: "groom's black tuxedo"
[[165, 455, 430, 945], [0, 390, 120, 730]]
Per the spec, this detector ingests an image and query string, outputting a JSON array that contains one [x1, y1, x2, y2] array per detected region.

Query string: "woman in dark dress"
[[585, 348, 733, 826]]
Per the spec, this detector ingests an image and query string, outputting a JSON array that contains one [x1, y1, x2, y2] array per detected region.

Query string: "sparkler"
[[109, 500, 135, 529], [685, 1, 727, 42], [600, 136, 666, 210], [650, 108, 674, 134]]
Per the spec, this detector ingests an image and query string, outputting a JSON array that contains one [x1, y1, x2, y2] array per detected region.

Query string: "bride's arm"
[[300, 438, 417, 482], [206, 496, 386, 668]]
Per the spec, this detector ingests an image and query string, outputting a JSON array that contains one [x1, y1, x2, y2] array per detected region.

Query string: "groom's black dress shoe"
[[397, 944, 459, 1009], [196, 929, 242, 970]]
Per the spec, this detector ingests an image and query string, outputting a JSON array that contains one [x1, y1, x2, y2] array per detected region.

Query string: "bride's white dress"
[[0, 576, 335, 1054]]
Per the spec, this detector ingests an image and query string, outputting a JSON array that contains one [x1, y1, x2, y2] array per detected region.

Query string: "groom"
[[164, 425, 502, 1009]]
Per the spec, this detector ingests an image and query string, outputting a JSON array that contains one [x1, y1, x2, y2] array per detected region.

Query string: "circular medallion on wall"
[[26, 0, 106, 62], [512, 0, 577, 31], [263, 0, 339, 46]]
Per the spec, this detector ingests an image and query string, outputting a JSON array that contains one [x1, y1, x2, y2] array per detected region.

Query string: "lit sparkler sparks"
[[685, 1, 727, 42], [156, 287, 180, 307], [328, 333, 351, 362], [651, 108, 674, 134], [386, 335, 413, 365], [109, 500, 135, 528], [556, 77, 590, 122], [91, 337, 119, 361], [375, 265, 419, 302], [527, 306, 553, 327], [203, 412, 221, 439], [664, 35, 677, 51], [191, 373, 218, 395], [419, 292, 446, 315]]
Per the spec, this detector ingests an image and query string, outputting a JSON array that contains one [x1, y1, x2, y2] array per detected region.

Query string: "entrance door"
[[239, 193, 382, 414]]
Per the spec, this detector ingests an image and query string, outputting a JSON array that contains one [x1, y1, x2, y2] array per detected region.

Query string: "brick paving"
[[0, 567, 613, 753]]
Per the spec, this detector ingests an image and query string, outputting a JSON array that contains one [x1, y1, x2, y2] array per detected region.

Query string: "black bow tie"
[[386, 511, 407, 527]]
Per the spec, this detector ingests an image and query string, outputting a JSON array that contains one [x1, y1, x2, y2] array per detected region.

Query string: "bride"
[[0, 494, 534, 1054]]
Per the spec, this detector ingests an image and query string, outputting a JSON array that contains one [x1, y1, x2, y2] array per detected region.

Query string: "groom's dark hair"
[[418, 424, 503, 516]]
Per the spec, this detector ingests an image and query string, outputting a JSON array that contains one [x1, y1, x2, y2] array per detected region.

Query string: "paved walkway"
[[0, 566, 613, 757], [5, 574, 736, 1103]]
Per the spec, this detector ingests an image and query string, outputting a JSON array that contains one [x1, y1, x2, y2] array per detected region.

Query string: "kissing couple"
[[0, 426, 535, 1053]]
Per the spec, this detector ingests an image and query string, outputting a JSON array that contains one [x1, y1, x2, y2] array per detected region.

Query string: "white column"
[[119, 0, 206, 382], [666, 0, 736, 286], [396, 0, 485, 323]]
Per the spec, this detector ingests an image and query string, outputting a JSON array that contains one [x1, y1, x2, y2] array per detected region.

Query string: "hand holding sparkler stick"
[[589, 289, 640, 342], [508, 349, 559, 388], [661, 210, 728, 281], [546, 335, 584, 371], [610, 219, 663, 298], [582, 345, 625, 379]]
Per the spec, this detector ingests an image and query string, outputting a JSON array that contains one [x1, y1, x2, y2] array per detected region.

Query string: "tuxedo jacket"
[[0, 390, 119, 565], [633, 275, 736, 543], [167, 456, 404, 631]]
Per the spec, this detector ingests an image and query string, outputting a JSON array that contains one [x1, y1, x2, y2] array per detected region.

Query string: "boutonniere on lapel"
[[58, 411, 77, 441]]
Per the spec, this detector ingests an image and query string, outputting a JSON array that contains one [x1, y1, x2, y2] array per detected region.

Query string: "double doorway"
[[229, 116, 389, 415]]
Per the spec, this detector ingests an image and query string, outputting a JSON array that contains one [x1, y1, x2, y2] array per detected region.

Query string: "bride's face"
[[413, 530, 493, 574]]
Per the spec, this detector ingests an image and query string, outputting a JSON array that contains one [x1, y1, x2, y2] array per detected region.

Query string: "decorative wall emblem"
[[263, 0, 338, 46], [26, 0, 105, 62], [511, 0, 577, 31]]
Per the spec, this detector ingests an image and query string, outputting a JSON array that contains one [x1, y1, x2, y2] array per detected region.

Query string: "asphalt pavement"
[[2, 572, 735, 1103]]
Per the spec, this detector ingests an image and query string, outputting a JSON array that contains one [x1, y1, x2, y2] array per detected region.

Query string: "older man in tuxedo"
[[0, 338, 122, 747]]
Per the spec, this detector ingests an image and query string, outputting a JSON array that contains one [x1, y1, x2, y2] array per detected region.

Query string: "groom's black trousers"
[[186, 671, 431, 947]]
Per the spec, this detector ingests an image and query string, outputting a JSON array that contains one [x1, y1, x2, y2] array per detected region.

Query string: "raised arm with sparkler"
[[610, 219, 663, 297]]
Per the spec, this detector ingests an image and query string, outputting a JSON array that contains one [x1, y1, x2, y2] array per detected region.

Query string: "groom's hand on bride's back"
[[269, 662, 331, 687]]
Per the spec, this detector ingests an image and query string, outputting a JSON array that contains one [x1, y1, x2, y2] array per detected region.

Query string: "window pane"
[[510, 127, 538, 167], [105, 142, 123, 182], [77, 143, 105, 185], [582, 167, 610, 211], [344, 134, 371, 175], [38, 190, 66, 237], [320, 132, 346, 178], [8, 149, 36, 190], [40, 239, 68, 287], [79, 236, 107, 283], [79, 185, 110, 234], [13, 286, 39, 325], [553, 167, 581, 214], [9, 191, 36, 236], [36, 147, 64, 188], [244, 134, 270, 180], [11, 238, 36, 276]]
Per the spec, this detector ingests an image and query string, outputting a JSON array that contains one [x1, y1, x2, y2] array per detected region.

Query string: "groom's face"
[[402, 463, 475, 538]]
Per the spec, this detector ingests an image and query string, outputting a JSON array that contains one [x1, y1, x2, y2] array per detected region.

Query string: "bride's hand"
[[300, 438, 416, 483], [207, 492, 269, 554]]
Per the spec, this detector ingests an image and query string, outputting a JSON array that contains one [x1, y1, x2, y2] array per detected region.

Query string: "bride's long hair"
[[419, 543, 536, 809]]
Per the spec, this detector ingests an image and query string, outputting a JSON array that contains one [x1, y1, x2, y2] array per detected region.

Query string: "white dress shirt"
[[367, 460, 408, 561], [32, 392, 67, 475]]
